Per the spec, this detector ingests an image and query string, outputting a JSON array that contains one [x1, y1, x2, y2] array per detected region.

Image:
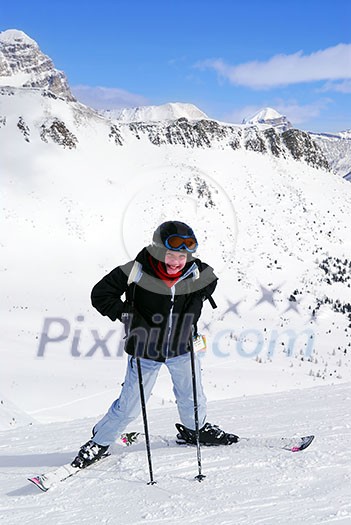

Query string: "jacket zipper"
[[164, 263, 197, 359], [165, 285, 175, 359]]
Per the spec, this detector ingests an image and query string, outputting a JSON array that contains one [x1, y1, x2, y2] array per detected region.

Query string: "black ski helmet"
[[150, 220, 198, 260]]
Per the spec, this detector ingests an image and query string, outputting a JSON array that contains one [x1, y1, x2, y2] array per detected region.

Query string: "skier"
[[71, 220, 238, 469]]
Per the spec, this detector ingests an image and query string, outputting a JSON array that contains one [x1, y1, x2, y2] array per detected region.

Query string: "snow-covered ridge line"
[[101, 102, 208, 123], [0, 86, 329, 170], [124, 118, 329, 169]]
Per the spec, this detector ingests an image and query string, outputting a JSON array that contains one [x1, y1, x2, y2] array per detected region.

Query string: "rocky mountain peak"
[[0, 28, 75, 101], [243, 107, 293, 132]]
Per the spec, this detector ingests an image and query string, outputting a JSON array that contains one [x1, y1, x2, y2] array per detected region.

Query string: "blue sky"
[[1, 0, 350, 132]]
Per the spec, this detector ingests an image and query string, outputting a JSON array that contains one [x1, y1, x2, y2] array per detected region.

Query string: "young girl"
[[72, 220, 238, 468]]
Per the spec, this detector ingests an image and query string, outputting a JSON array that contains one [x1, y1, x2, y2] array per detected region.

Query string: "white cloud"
[[198, 44, 351, 88], [71, 85, 149, 110], [274, 99, 332, 124], [319, 80, 351, 93], [224, 99, 332, 126]]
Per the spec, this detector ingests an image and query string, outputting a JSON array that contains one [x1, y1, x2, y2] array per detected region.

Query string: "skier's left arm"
[[186, 262, 218, 325]]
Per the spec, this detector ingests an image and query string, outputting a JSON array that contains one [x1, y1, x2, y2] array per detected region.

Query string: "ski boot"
[[71, 440, 110, 469], [176, 422, 239, 446]]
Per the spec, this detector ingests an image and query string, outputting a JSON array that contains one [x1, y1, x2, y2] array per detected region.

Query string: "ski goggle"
[[164, 234, 198, 253]]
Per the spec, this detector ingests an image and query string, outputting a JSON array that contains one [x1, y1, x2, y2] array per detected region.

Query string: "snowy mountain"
[[241, 107, 351, 179], [310, 130, 351, 179], [102, 102, 208, 122], [242, 107, 293, 132], [240, 108, 351, 179], [0, 29, 74, 100]]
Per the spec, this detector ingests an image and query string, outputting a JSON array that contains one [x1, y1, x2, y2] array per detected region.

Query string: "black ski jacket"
[[91, 247, 217, 361]]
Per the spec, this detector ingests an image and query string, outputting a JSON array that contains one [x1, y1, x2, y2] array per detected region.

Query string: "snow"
[[313, 129, 351, 140], [0, 71, 34, 87], [0, 29, 38, 47], [244, 107, 284, 124], [338, 130, 351, 139], [1, 383, 350, 524], [311, 131, 351, 177], [102, 102, 208, 122], [1, 86, 351, 418], [241, 107, 292, 132], [0, 395, 35, 430]]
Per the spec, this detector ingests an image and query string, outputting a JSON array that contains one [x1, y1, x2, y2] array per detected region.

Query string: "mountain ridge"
[[102, 102, 208, 122], [1, 28, 350, 177], [0, 85, 330, 172]]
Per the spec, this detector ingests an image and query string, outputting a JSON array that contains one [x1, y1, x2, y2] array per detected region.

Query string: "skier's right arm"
[[91, 261, 133, 321]]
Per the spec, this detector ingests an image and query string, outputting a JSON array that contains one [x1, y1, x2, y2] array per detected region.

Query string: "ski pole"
[[136, 356, 157, 485], [189, 333, 206, 482]]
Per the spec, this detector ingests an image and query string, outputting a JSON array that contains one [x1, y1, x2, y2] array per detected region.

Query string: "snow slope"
[[0, 383, 350, 524], [1, 84, 351, 423], [0, 395, 34, 431]]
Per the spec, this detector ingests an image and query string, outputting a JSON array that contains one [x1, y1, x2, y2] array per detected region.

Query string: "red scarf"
[[148, 255, 183, 288]]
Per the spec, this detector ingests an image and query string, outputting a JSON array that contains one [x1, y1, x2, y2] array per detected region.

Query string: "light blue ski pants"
[[92, 352, 207, 446]]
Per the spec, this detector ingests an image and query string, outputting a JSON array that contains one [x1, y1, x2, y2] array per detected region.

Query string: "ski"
[[28, 452, 110, 492], [235, 434, 315, 452], [28, 433, 314, 491], [28, 463, 79, 492], [119, 431, 315, 452]]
